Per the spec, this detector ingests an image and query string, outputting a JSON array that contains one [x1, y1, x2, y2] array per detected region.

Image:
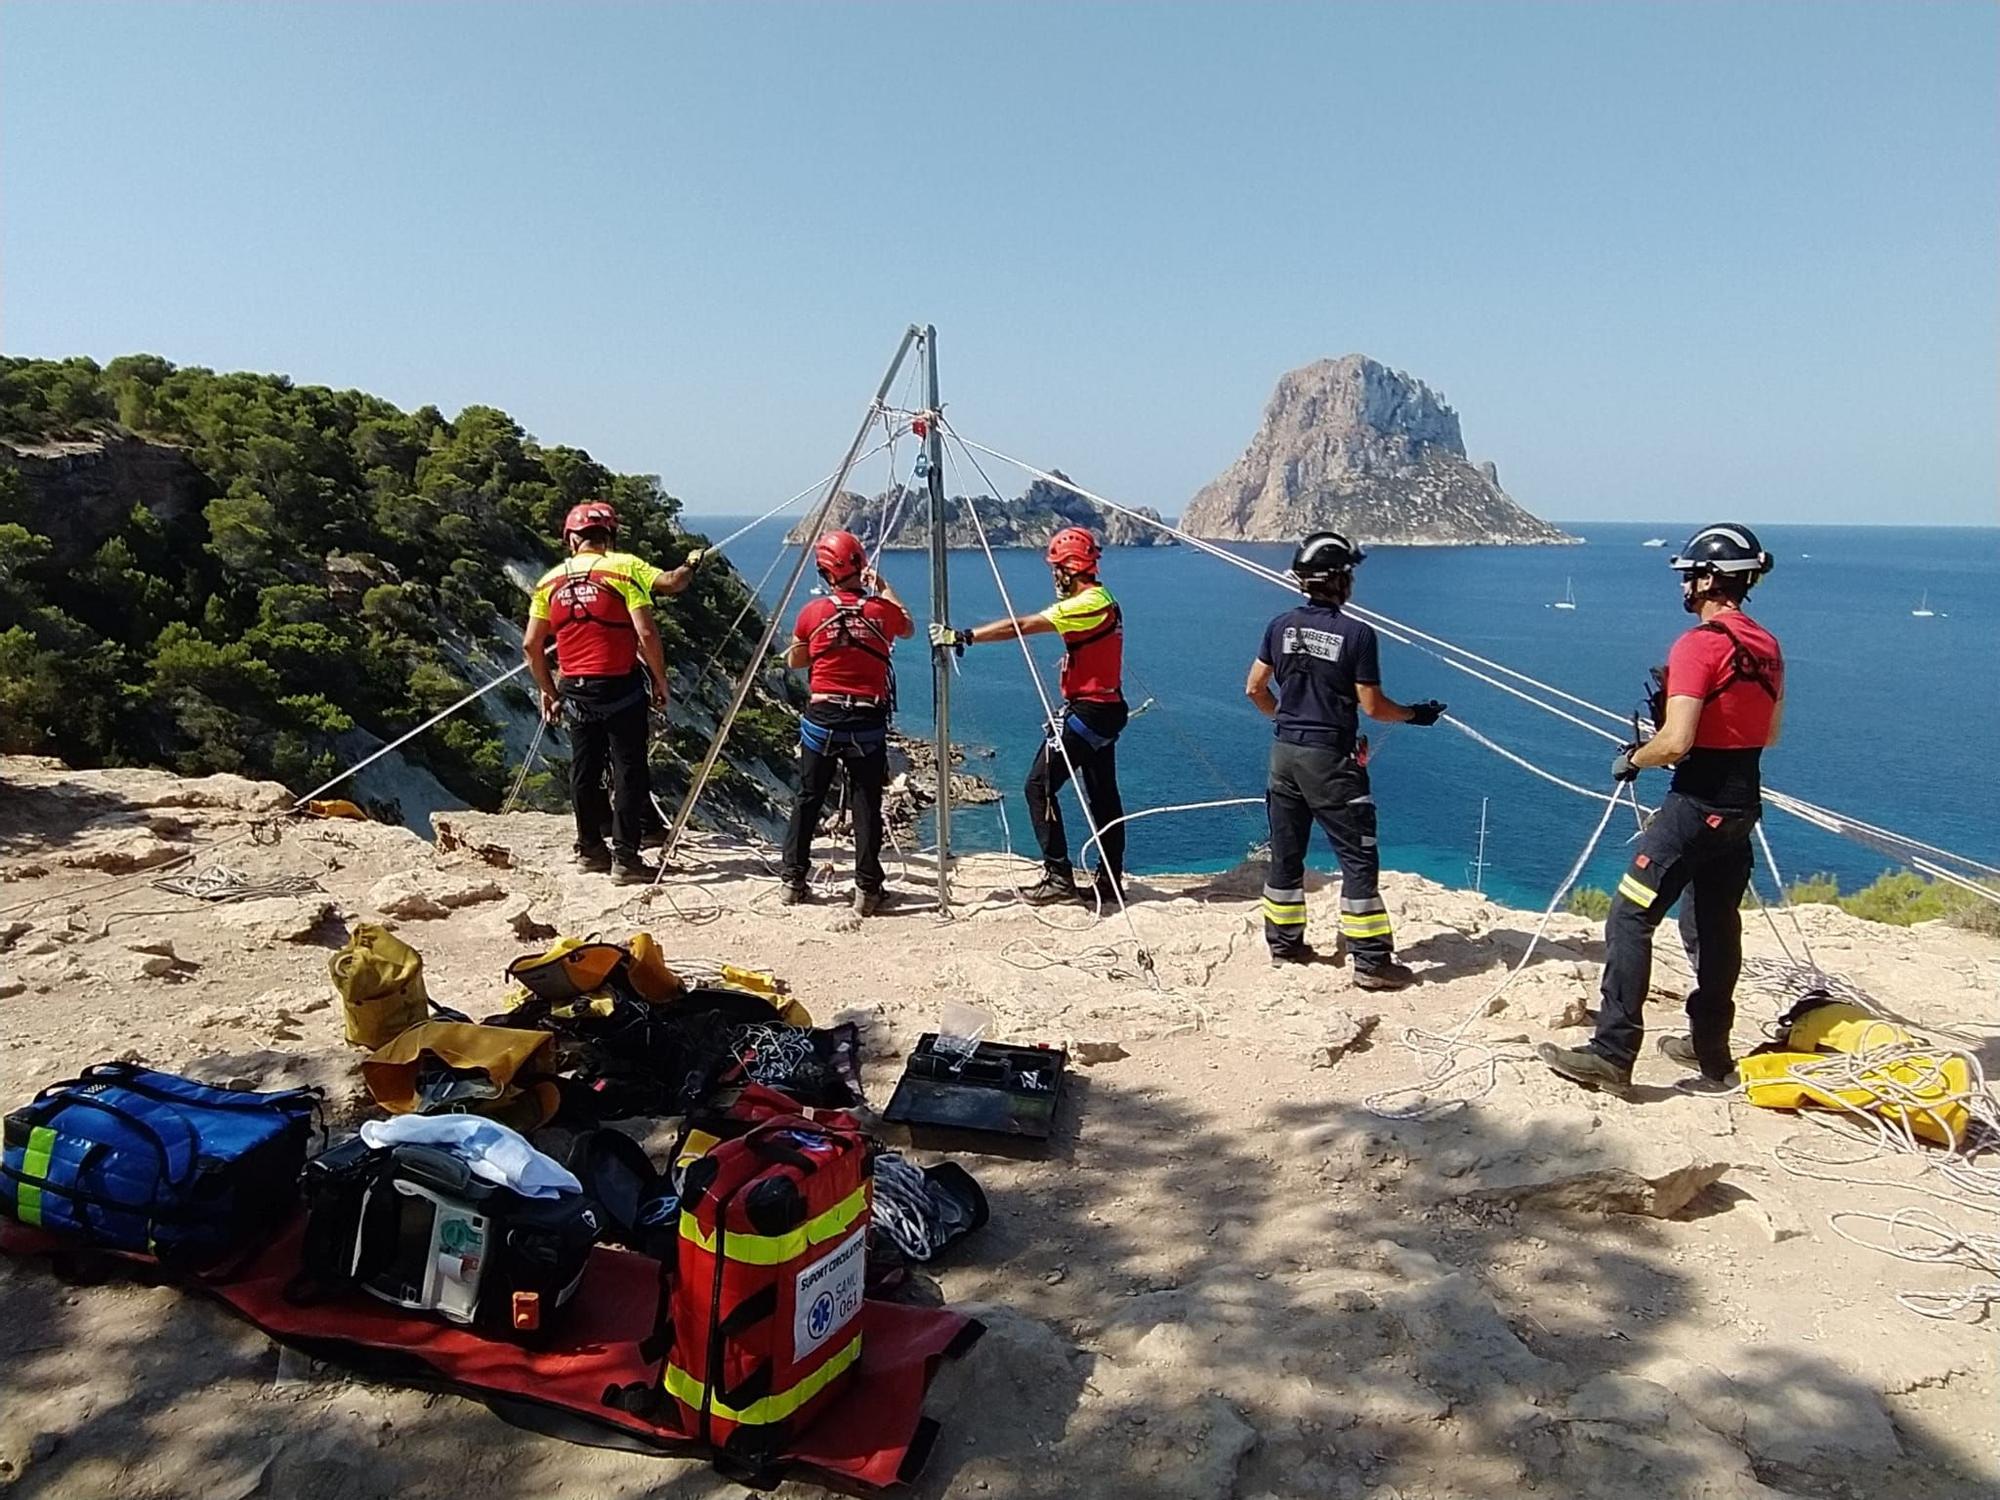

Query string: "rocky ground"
[[1, 755, 1995, 1500]]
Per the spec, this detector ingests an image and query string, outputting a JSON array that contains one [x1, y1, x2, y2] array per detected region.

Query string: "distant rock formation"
[[1181, 356, 1574, 546], [786, 475, 1175, 550]]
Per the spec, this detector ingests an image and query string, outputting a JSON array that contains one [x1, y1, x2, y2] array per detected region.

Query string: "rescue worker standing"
[[522, 501, 695, 882], [1244, 532, 1443, 991], [779, 530, 914, 915], [1541, 523, 1784, 1094], [930, 527, 1127, 906]]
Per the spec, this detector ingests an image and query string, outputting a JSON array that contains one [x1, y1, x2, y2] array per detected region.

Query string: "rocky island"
[[786, 475, 1176, 550], [1183, 355, 1575, 546]]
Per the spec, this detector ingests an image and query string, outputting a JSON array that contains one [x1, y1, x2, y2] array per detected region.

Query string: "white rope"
[[1363, 785, 1626, 1121], [701, 438, 899, 557], [501, 716, 549, 815], [1440, 715, 1645, 808], [945, 427, 2000, 896], [293, 661, 530, 807], [943, 432, 1159, 987], [1827, 1208, 2000, 1322]]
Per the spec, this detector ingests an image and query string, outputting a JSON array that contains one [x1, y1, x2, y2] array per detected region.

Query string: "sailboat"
[[1550, 577, 1577, 611], [1642, 537, 1667, 548], [1912, 592, 1936, 618]]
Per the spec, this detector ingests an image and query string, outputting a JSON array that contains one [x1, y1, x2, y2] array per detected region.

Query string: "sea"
[[680, 516, 1998, 912]]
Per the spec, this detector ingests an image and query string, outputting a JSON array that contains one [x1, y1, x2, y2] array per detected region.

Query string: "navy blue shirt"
[[1257, 605, 1381, 750]]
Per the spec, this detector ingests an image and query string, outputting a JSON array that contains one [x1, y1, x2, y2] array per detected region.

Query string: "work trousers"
[[781, 705, 890, 894], [1262, 740, 1393, 971], [1588, 791, 1758, 1078], [1025, 699, 1129, 883], [564, 673, 651, 860]]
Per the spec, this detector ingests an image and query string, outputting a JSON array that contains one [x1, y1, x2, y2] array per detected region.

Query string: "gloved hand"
[[684, 547, 707, 569], [1611, 743, 1642, 782], [929, 622, 968, 654], [1406, 699, 1445, 727]]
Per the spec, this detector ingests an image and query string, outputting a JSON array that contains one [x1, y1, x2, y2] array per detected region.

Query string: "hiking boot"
[[1021, 873, 1082, 906], [1089, 872, 1126, 908], [1655, 1033, 1700, 1071], [1656, 1033, 1736, 1082], [1269, 945, 1321, 968], [575, 842, 613, 873], [1353, 960, 1419, 992], [1673, 1070, 1741, 1096], [853, 887, 889, 917], [1538, 1042, 1633, 1092], [778, 882, 812, 907], [611, 854, 660, 885]]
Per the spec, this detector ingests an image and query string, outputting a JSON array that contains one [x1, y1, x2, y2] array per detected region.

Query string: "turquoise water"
[[685, 516, 1999, 911]]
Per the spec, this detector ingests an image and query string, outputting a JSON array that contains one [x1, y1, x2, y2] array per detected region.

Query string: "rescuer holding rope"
[[522, 501, 697, 882], [1541, 523, 1785, 1094], [1244, 532, 1443, 989], [779, 530, 914, 914], [931, 527, 1128, 906]]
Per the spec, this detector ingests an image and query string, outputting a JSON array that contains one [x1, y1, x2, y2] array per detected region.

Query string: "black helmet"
[[1292, 531, 1364, 580], [1669, 523, 1773, 578]]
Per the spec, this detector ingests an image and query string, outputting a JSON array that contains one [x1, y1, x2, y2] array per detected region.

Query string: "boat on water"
[[1912, 592, 1936, 618], [1550, 577, 1577, 611], [1642, 537, 1667, 548]]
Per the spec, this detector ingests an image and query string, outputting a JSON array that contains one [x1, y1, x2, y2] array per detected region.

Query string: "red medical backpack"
[[665, 1111, 871, 1462]]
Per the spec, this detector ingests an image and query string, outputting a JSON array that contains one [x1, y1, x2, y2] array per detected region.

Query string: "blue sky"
[[3, 1, 1994, 525]]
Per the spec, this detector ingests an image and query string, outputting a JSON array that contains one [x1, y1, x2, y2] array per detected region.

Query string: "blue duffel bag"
[[1, 1062, 319, 1263]]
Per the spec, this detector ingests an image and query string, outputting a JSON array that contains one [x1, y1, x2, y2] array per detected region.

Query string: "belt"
[[810, 693, 888, 709]]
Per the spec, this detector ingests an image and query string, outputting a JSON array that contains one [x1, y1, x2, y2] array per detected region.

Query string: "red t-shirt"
[[793, 592, 911, 698], [1666, 612, 1784, 749]]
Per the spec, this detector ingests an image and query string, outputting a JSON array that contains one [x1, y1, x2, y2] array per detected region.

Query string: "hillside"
[[1183, 356, 1576, 546], [0, 355, 798, 830], [785, 475, 1176, 550], [1, 756, 1994, 1500]]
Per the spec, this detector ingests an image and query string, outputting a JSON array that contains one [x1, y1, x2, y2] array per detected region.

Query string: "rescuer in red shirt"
[[1542, 523, 1785, 1094], [779, 530, 914, 915], [522, 501, 696, 881]]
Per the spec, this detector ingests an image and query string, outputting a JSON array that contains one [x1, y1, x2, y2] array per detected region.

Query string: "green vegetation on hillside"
[[1786, 870, 2000, 936], [0, 354, 784, 812], [1564, 871, 1997, 937]]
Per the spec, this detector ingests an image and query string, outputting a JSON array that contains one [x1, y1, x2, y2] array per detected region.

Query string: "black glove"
[[1406, 700, 1445, 727], [928, 622, 968, 655], [1611, 743, 1642, 782]]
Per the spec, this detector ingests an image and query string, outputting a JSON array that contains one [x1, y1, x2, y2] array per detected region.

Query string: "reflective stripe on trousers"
[[1262, 740, 1394, 968]]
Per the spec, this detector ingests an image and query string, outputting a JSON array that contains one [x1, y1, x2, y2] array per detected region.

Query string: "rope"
[[293, 661, 530, 808], [151, 866, 323, 904], [1362, 785, 1626, 1121], [944, 428, 2000, 893], [1826, 1209, 2000, 1322], [501, 717, 550, 815], [699, 442, 898, 557]]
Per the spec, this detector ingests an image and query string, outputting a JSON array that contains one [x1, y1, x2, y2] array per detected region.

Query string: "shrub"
[[1784, 872, 1842, 906], [1837, 871, 1947, 926], [1566, 886, 1612, 921]]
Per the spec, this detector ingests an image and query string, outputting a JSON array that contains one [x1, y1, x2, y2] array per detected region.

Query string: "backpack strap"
[[1059, 601, 1122, 655], [805, 597, 894, 666], [1695, 619, 1779, 703]]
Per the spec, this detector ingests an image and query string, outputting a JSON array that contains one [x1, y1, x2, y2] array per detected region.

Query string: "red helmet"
[[562, 501, 619, 539], [1045, 527, 1102, 576], [815, 529, 867, 581]]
